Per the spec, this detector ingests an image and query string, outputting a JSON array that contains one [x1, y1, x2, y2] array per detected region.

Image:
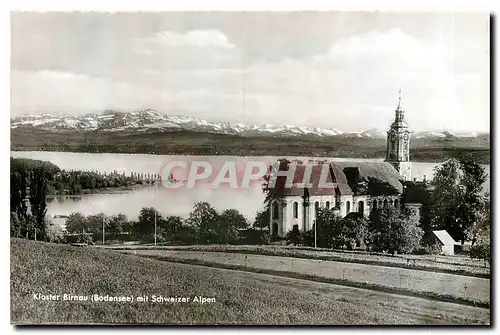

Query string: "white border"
[[1, 1, 498, 334]]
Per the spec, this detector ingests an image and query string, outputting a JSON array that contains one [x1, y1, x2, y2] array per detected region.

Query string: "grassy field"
[[11, 127, 490, 164], [107, 244, 490, 277], [10, 239, 489, 325]]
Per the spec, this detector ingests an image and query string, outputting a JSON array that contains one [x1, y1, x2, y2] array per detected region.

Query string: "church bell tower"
[[385, 90, 412, 181]]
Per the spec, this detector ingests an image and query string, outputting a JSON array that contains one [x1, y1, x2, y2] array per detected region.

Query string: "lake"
[[11, 151, 490, 222]]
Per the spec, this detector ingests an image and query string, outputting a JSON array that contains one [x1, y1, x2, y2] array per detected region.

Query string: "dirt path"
[[151, 259, 490, 325], [124, 250, 490, 305]]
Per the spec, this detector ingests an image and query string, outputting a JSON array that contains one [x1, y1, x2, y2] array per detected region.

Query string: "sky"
[[10, 12, 490, 132]]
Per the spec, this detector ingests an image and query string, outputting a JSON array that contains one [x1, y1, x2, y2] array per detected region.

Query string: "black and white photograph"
[[9, 10, 491, 325]]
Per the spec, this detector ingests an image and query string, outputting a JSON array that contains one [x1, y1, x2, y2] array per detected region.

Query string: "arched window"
[[394, 199, 400, 210], [272, 203, 279, 219], [358, 201, 364, 215], [383, 199, 388, 209], [373, 200, 378, 210], [325, 201, 330, 210], [346, 201, 351, 213], [293, 202, 298, 218], [314, 201, 319, 217]]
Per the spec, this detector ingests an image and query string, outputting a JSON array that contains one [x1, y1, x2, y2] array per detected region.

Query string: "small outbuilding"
[[432, 230, 456, 256]]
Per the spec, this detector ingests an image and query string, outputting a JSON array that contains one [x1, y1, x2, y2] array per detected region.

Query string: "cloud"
[[147, 29, 235, 49], [317, 28, 448, 73], [11, 70, 161, 114], [132, 29, 238, 71]]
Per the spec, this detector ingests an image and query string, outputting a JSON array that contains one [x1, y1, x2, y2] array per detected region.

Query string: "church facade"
[[268, 93, 419, 237]]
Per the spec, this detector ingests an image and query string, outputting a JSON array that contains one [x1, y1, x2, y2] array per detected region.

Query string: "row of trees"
[[51, 170, 161, 195], [61, 202, 265, 245], [11, 157, 162, 197], [284, 207, 423, 254]]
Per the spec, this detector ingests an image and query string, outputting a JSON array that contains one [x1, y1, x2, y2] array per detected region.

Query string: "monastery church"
[[269, 92, 422, 237]]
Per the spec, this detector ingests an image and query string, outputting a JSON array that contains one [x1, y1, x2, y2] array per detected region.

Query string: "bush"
[[237, 228, 270, 245], [285, 226, 302, 246], [301, 229, 315, 247], [270, 234, 282, 243], [424, 241, 442, 255], [469, 244, 490, 264], [173, 226, 198, 245]]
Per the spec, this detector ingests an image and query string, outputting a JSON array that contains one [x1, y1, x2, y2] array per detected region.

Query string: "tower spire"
[[397, 88, 402, 109], [386, 90, 411, 181]]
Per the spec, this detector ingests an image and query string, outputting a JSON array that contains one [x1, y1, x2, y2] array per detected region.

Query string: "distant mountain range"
[[10, 110, 488, 140]]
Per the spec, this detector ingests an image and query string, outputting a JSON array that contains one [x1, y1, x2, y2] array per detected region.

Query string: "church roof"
[[335, 161, 404, 195], [271, 160, 403, 198], [330, 163, 354, 195], [276, 163, 339, 197]]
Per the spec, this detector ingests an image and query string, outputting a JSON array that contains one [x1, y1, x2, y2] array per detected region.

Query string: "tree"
[[29, 167, 49, 241], [471, 197, 490, 245], [368, 206, 423, 254], [186, 202, 220, 244], [219, 209, 248, 244], [394, 211, 424, 254], [430, 159, 487, 244], [137, 207, 161, 240], [159, 216, 183, 241], [174, 226, 198, 245], [86, 213, 107, 238], [107, 214, 128, 237], [65, 212, 88, 234], [253, 209, 270, 229], [340, 213, 368, 250], [10, 212, 22, 238], [315, 208, 339, 248], [469, 197, 491, 264]]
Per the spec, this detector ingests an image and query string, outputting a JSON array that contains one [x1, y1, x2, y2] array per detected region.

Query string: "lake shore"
[[47, 183, 159, 197], [11, 147, 491, 164], [10, 128, 490, 165]]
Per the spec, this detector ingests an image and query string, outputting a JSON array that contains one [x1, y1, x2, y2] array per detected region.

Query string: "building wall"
[[352, 195, 370, 218], [283, 196, 302, 233], [272, 193, 406, 237], [394, 161, 412, 181], [441, 244, 454, 256]]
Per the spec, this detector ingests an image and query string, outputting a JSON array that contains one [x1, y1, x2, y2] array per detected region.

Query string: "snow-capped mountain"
[[10, 110, 486, 139], [10, 110, 345, 137]]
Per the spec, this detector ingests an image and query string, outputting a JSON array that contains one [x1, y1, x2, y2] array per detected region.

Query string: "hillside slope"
[[10, 239, 489, 324]]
